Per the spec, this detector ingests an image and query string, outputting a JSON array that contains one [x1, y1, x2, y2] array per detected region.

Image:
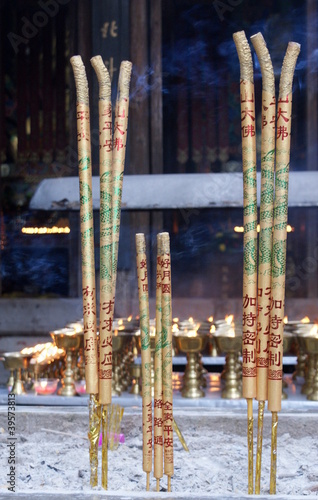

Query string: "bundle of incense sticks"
[[71, 55, 132, 490], [233, 31, 300, 495], [136, 232, 174, 492]]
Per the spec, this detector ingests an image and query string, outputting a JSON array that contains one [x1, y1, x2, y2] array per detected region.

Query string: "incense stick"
[[91, 55, 113, 490], [250, 32, 275, 495], [136, 233, 152, 490], [233, 31, 257, 495], [268, 41, 300, 494], [112, 61, 132, 298], [160, 232, 174, 492], [70, 55, 100, 488], [154, 233, 163, 492]]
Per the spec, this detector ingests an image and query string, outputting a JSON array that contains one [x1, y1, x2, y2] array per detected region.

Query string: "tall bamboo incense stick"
[[154, 233, 164, 492], [268, 41, 300, 495], [112, 61, 132, 298], [233, 31, 257, 495], [90, 55, 113, 490], [70, 55, 100, 488], [250, 33, 275, 495], [136, 233, 152, 491], [160, 232, 174, 492]]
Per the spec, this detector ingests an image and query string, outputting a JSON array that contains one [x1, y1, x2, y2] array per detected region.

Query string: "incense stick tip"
[[233, 31, 254, 83], [118, 61, 133, 99], [91, 55, 112, 100], [279, 41, 301, 97], [136, 233, 146, 254], [70, 55, 89, 105], [250, 32, 275, 93]]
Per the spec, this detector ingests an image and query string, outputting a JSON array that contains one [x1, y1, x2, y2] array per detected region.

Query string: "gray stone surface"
[[30, 172, 318, 211]]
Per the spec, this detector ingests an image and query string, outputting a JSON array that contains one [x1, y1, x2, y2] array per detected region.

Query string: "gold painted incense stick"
[[70, 55, 100, 488], [112, 61, 132, 298], [250, 32, 275, 495], [154, 233, 163, 492], [160, 232, 174, 492], [136, 233, 152, 491], [268, 41, 300, 495], [91, 55, 113, 490], [233, 31, 257, 495]]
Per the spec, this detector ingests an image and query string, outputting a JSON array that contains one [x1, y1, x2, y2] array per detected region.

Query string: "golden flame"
[[301, 316, 310, 323], [234, 225, 294, 233], [225, 314, 234, 325], [118, 319, 123, 326], [21, 342, 52, 356], [208, 316, 213, 323], [21, 226, 70, 235], [188, 317, 194, 323], [283, 316, 288, 324], [173, 317, 179, 323], [172, 323, 179, 334], [127, 315, 133, 321], [25, 342, 64, 365], [186, 330, 197, 337], [210, 324, 216, 334]]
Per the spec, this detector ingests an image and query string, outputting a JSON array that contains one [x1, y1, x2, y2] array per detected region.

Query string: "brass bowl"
[[50, 328, 82, 351], [0, 352, 32, 395], [283, 333, 294, 354], [215, 335, 242, 354], [174, 333, 208, 353], [304, 335, 318, 355], [112, 334, 126, 353], [1, 351, 30, 370]]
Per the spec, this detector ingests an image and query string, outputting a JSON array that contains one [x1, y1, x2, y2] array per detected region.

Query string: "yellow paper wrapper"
[[160, 232, 174, 481], [136, 233, 152, 477], [154, 233, 163, 482], [268, 42, 300, 413], [70, 55, 98, 396], [91, 55, 114, 406], [233, 31, 257, 400], [112, 61, 132, 297]]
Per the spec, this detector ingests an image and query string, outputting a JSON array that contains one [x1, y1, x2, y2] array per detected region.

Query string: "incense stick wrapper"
[[160, 232, 174, 490], [70, 55, 99, 394], [91, 56, 114, 407], [91, 55, 113, 491], [233, 31, 257, 495], [268, 42, 300, 414], [136, 233, 152, 490], [251, 33, 275, 403], [112, 61, 132, 297], [233, 30, 257, 401], [154, 233, 163, 490], [250, 33, 275, 495], [70, 55, 100, 488]]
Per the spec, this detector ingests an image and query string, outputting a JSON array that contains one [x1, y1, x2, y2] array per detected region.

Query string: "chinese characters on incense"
[[135, 233, 152, 491], [70, 55, 100, 488], [233, 31, 257, 496], [250, 32, 275, 495], [71, 54, 132, 490], [136, 232, 174, 492], [268, 41, 300, 495], [234, 31, 300, 494]]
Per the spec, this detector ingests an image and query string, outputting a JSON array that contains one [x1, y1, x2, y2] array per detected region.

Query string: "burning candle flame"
[[301, 316, 310, 323], [25, 342, 64, 365], [225, 314, 234, 325], [283, 316, 288, 324]]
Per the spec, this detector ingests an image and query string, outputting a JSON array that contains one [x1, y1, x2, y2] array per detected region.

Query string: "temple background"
[[0, 0, 317, 377]]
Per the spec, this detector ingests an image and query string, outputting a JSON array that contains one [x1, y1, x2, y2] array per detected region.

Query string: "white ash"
[[0, 409, 318, 498]]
